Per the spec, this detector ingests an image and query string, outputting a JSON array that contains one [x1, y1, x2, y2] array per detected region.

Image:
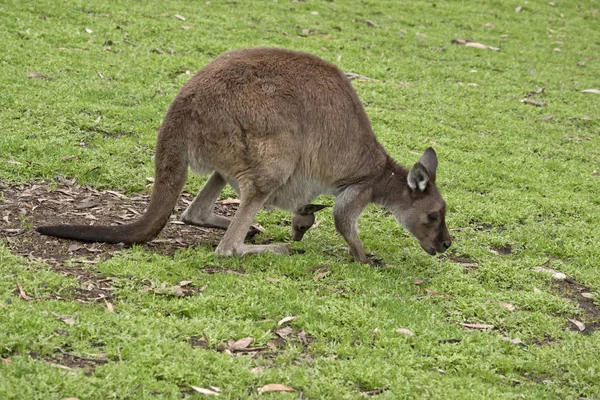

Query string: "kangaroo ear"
[[297, 204, 330, 215], [418, 147, 438, 183], [407, 162, 430, 191]]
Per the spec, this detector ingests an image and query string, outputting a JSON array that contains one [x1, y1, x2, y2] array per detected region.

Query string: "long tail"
[[36, 116, 189, 244]]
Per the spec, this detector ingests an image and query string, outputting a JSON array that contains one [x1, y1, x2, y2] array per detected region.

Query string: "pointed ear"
[[297, 204, 330, 215], [418, 147, 438, 183], [407, 162, 430, 191]]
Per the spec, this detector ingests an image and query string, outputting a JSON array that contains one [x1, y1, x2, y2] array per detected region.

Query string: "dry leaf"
[[105, 301, 114, 313], [26, 72, 51, 80], [85, 28, 93, 34], [17, 282, 33, 301], [68, 243, 84, 252], [533, 286, 542, 294], [251, 366, 263, 374], [275, 327, 293, 338], [182, 26, 193, 30], [577, 61, 586, 66], [411, 279, 424, 285], [314, 271, 329, 281], [220, 198, 241, 205], [502, 336, 523, 344], [553, 47, 561, 52], [51, 312, 78, 326], [581, 89, 600, 94], [497, 301, 516, 312], [567, 318, 585, 331], [451, 39, 499, 51], [485, 23, 495, 28], [395, 328, 414, 336], [593, 170, 599, 176], [533, 266, 567, 281], [264, 276, 281, 283], [515, 6, 522, 12], [277, 316, 297, 326], [521, 98, 546, 106], [425, 288, 449, 297], [539, 113, 554, 120], [174, 14, 186, 21], [178, 280, 193, 287], [258, 384, 296, 394], [461, 322, 494, 330], [190, 386, 219, 396], [0, 357, 11, 364], [581, 292, 595, 299], [230, 337, 254, 352]]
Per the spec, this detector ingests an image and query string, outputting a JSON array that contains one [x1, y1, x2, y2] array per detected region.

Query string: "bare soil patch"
[[553, 278, 600, 335], [0, 181, 256, 267]]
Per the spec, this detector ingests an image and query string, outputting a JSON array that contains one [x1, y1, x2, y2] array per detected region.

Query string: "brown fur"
[[37, 48, 451, 264]]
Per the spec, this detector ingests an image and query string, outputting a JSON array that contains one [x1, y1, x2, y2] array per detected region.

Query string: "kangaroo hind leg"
[[216, 184, 289, 257], [182, 172, 231, 229]]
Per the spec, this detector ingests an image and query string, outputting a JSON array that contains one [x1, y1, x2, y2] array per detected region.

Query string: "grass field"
[[1, 0, 599, 399]]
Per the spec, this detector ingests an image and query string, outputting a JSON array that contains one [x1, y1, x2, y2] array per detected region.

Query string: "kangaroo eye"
[[299, 225, 308, 231], [428, 214, 439, 222]]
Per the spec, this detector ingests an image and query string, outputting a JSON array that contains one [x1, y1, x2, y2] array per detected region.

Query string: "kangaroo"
[[37, 48, 451, 264], [291, 204, 330, 241]]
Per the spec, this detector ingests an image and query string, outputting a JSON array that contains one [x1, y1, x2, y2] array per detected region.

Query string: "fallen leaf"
[[0, 357, 11, 364], [593, 170, 599, 176], [174, 14, 186, 21], [533, 266, 567, 281], [258, 384, 295, 394], [581, 292, 595, 299], [190, 386, 219, 396], [230, 337, 254, 352], [68, 244, 84, 252], [277, 316, 297, 326], [51, 312, 78, 326], [62, 398, 80, 400], [515, 6, 523, 12], [251, 366, 263, 374], [178, 280, 193, 287], [182, 25, 193, 30], [502, 336, 523, 344], [26, 72, 52, 80], [581, 89, 600, 94], [17, 282, 33, 301], [314, 271, 329, 281], [577, 61, 586, 66], [567, 318, 585, 331], [220, 198, 241, 205], [497, 301, 516, 312], [425, 288, 449, 297], [275, 327, 293, 338], [395, 328, 414, 336], [265, 276, 281, 283], [411, 279, 424, 285], [583, 116, 592, 121], [85, 28, 93, 34], [451, 39, 500, 51], [105, 301, 114, 313], [521, 98, 546, 106], [461, 322, 494, 330], [533, 286, 542, 294], [539, 113, 554, 120], [553, 47, 561, 52], [485, 23, 495, 28]]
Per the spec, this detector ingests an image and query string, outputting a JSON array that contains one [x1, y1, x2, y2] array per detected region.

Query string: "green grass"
[[1, 0, 600, 398]]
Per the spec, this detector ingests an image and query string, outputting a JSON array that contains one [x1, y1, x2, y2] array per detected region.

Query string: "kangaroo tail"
[[36, 115, 189, 244]]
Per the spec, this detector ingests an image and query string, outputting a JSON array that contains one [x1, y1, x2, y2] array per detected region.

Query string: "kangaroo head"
[[292, 204, 330, 241], [389, 148, 452, 255]]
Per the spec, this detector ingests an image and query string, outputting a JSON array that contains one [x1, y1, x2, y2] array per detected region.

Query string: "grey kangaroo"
[[37, 48, 452, 264]]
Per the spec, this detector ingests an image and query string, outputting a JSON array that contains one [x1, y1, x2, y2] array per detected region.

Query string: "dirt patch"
[[444, 253, 479, 273], [553, 279, 600, 335], [51, 266, 115, 303], [32, 349, 109, 373], [0, 181, 264, 266], [490, 245, 512, 255]]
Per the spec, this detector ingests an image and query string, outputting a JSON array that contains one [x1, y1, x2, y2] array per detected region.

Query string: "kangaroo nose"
[[442, 240, 452, 250]]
